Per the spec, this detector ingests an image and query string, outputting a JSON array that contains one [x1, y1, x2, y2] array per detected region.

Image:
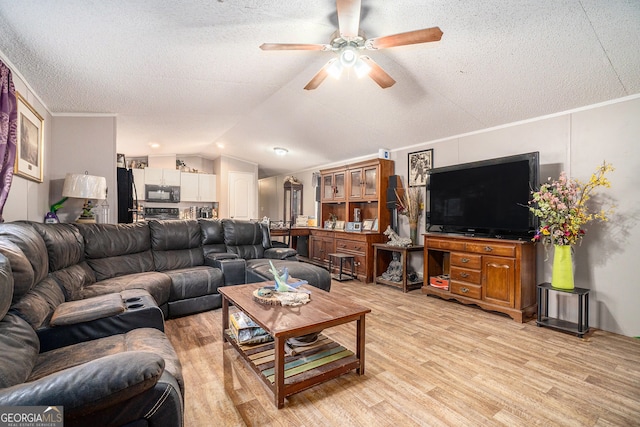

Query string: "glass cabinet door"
[[334, 172, 345, 200], [322, 174, 334, 201], [363, 166, 378, 198], [349, 169, 363, 199], [284, 182, 303, 224]]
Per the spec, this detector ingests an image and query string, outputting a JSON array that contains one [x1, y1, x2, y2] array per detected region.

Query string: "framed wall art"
[[14, 92, 44, 182], [408, 148, 433, 187]]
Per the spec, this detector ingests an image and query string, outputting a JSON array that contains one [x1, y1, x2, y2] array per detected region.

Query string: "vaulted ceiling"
[[1, 1, 638, 178]]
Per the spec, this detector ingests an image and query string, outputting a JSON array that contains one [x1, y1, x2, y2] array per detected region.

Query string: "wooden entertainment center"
[[306, 158, 394, 282], [422, 233, 537, 322]]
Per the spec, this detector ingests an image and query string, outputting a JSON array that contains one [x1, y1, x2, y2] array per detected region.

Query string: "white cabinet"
[[145, 168, 181, 186], [131, 169, 145, 199], [180, 172, 216, 202]]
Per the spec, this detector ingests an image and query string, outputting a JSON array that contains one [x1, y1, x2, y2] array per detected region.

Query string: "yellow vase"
[[551, 244, 574, 290]]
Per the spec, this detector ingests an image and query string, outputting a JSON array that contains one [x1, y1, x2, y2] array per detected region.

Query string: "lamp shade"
[[62, 173, 107, 200]]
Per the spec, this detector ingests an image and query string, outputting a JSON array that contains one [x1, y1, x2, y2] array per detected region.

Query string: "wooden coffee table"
[[219, 282, 371, 408]]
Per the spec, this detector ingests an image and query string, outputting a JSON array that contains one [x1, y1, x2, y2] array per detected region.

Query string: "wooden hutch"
[[307, 158, 394, 282]]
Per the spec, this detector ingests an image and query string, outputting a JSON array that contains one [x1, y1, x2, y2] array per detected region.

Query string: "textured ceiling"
[[0, 1, 638, 178]]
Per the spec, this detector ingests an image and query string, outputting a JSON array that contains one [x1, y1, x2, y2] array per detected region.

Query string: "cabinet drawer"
[[310, 230, 334, 239], [450, 281, 482, 299], [450, 266, 481, 285], [335, 239, 366, 254], [450, 252, 481, 269], [466, 242, 515, 257], [427, 239, 465, 251]]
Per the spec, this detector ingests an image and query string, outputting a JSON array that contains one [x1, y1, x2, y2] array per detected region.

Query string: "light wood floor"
[[165, 280, 640, 426]]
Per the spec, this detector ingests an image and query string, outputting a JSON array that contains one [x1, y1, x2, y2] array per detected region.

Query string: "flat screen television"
[[427, 152, 539, 239]]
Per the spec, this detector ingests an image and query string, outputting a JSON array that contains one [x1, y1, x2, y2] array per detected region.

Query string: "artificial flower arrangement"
[[395, 187, 424, 225], [529, 162, 614, 246]]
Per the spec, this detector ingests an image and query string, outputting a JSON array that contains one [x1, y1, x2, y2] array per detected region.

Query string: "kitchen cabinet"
[[181, 172, 216, 202], [145, 168, 181, 186]]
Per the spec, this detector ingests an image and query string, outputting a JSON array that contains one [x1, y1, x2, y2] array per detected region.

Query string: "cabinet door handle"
[[461, 258, 470, 263], [484, 246, 493, 252], [460, 287, 469, 293], [459, 272, 469, 278]]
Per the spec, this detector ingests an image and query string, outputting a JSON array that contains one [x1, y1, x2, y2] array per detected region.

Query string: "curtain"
[[0, 59, 18, 222]]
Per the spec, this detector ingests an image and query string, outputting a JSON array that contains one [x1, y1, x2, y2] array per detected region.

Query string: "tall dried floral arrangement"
[[395, 187, 424, 225]]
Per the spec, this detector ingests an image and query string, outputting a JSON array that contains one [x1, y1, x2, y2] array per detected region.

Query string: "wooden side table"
[[536, 282, 590, 338], [373, 243, 423, 292], [328, 253, 356, 281]]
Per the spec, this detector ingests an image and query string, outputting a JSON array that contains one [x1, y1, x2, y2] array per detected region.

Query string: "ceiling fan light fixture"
[[354, 58, 371, 78], [326, 59, 343, 79], [273, 147, 288, 156], [339, 45, 358, 68]]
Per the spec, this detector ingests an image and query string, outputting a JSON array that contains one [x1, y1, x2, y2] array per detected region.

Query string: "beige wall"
[[275, 96, 640, 337], [49, 115, 117, 223]]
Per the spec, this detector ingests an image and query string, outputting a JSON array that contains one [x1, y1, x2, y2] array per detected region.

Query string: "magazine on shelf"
[[229, 311, 272, 344]]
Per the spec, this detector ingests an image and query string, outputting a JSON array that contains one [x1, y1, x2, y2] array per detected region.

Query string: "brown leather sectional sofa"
[[0, 218, 330, 426]]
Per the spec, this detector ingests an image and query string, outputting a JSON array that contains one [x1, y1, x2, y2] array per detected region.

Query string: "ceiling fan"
[[260, 0, 443, 90]]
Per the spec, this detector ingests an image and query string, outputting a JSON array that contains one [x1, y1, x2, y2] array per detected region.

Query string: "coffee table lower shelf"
[[224, 331, 359, 401]]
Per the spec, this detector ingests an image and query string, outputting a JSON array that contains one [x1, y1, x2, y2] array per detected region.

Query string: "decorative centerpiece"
[[252, 261, 311, 306], [529, 162, 614, 289], [395, 187, 424, 245]]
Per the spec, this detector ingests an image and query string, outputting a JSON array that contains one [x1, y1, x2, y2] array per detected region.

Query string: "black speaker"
[[386, 175, 400, 208]]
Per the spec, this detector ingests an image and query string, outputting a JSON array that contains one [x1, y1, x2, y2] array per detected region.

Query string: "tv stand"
[[422, 233, 537, 322]]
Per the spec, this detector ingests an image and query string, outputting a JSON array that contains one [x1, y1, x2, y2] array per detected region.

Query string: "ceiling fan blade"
[[367, 26, 443, 50], [304, 59, 336, 90], [336, 0, 361, 39], [359, 56, 396, 89], [260, 43, 330, 51]]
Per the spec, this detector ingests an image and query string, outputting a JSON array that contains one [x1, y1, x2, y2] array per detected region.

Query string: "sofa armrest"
[[264, 247, 298, 260], [50, 294, 125, 327], [204, 252, 239, 261], [0, 351, 165, 414], [205, 254, 246, 286]]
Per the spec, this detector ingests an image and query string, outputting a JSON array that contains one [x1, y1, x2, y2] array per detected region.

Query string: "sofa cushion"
[[50, 263, 96, 302], [164, 266, 223, 301], [30, 223, 85, 272], [0, 254, 12, 318], [222, 219, 266, 259], [28, 328, 184, 394], [149, 220, 204, 270], [199, 218, 227, 256], [77, 223, 155, 280], [10, 276, 66, 330], [0, 223, 49, 302], [245, 259, 332, 292], [80, 272, 171, 307], [0, 313, 39, 388]]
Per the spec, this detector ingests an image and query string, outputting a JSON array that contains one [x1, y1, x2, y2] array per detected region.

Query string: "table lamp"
[[57, 171, 107, 223]]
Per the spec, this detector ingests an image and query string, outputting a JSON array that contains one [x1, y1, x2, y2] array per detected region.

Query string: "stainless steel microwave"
[[145, 184, 180, 203]]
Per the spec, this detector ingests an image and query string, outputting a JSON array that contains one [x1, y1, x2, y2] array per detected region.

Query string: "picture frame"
[[408, 149, 433, 187], [362, 219, 374, 231], [334, 220, 345, 230], [117, 153, 127, 168], [14, 92, 44, 182]]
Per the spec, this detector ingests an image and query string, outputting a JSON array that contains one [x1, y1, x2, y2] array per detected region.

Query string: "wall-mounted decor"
[[14, 92, 44, 182], [408, 148, 433, 187]]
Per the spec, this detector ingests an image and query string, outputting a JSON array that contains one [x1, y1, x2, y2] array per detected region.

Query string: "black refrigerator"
[[117, 167, 135, 223]]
